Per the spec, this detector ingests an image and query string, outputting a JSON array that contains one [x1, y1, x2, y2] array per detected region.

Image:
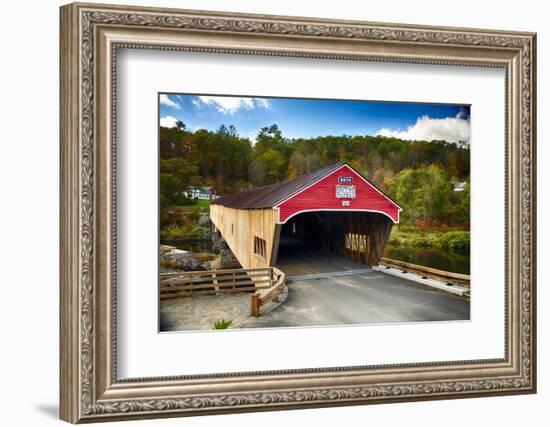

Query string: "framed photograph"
[[60, 2, 537, 423], [158, 95, 471, 332]]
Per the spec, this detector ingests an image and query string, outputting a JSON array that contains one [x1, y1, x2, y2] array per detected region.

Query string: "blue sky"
[[159, 94, 470, 144]]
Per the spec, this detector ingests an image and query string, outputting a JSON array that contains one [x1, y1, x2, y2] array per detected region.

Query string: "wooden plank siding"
[[210, 205, 279, 269], [277, 164, 400, 224]]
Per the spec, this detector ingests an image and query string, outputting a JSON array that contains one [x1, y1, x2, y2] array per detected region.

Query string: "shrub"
[[160, 224, 196, 240], [212, 319, 232, 330], [191, 226, 209, 237], [387, 227, 470, 253], [160, 207, 200, 228], [439, 231, 470, 253]]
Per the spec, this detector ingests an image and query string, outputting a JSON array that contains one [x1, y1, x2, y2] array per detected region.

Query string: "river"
[[163, 239, 470, 275], [162, 238, 219, 254], [384, 245, 470, 275]]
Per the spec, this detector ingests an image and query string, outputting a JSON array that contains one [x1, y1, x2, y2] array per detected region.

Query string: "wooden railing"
[[160, 267, 273, 299], [160, 267, 287, 317], [250, 267, 286, 317], [379, 257, 470, 288]]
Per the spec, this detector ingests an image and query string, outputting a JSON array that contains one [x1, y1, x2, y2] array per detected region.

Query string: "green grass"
[[175, 199, 210, 214]]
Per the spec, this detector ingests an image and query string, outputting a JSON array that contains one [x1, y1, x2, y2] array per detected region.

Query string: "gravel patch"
[[160, 287, 289, 332], [160, 293, 253, 331]]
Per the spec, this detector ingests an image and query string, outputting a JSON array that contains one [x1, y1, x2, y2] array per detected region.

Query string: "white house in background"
[[453, 182, 467, 192], [183, 186, 219, 200]]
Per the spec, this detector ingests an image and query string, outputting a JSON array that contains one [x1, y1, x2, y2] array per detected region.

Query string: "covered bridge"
[[210, 163, 402, 270]]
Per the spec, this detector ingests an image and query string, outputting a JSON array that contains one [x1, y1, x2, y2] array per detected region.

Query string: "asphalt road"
[[241, 239, 470, 328], [243, 270, 470, 328]]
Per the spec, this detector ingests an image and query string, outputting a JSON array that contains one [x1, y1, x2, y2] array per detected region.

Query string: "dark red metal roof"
[[212, 163, 346, 209]]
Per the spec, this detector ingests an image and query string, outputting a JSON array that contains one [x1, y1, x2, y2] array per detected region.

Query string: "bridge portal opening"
[[275, 211, 394, 274]]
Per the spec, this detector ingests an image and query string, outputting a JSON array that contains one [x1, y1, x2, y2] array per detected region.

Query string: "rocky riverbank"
[[160, 244, 241, 273], [160, 244, 218, 272]]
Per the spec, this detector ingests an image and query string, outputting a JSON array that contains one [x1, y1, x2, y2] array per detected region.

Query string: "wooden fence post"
[[212, 272, 219, 295], [250, 294, 259, 317]]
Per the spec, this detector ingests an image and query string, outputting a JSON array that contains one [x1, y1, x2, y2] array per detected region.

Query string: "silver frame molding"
[[60, 2, 537, 423]]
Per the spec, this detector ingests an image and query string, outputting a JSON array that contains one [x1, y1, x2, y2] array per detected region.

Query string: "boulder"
[[160, 244, 177, 255], [220, 248, 241, 269], [197, 213, 211, 228], [162, 250, 209, 271], [211, 230, 227, 252]]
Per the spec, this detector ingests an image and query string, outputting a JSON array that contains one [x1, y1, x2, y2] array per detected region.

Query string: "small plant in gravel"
[[212, 319, 232, 330]]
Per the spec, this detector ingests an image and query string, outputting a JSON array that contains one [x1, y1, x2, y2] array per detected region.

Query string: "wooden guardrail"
[[160, 267, 273, 299], [379, 257, 470, 288], [250, 267, 286, 317], [160, 267, 287, 317]]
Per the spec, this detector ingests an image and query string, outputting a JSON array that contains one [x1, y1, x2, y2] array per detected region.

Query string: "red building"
[[210, 163, 402, 268]]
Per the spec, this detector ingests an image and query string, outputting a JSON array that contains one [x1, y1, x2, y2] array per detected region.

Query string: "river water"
[[383, 245, 470, 275], [164, 238, 218, 253]]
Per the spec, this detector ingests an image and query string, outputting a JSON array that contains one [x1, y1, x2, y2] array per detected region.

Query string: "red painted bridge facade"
[[276, 164, 401, 224]]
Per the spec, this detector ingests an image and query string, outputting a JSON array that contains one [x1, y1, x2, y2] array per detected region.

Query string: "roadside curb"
[[373, 266, 470, 298]]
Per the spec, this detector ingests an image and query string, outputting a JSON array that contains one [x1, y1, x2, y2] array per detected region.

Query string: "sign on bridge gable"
[[338, 176, 353, 185], [335, 184, 356, 199]]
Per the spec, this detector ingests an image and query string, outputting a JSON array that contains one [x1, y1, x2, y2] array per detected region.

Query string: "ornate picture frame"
[[60, 2, 536, 423]]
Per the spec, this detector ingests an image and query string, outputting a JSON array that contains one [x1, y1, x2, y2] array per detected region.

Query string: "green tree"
[[287, 151, 306, 178], [160, 158, 200, 187], [159, 173, 182, 206], [260, 149, 286, 183], [452, 178, 470, 224], [227, 125, 238, 137], [256, 124, 283, 146], [249, 159, 267, 186], [216, 124, 228, 135], [390, 165, 454, 225], [175, 120, 186, 131]]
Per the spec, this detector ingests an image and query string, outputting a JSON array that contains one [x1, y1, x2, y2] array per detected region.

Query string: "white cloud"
[[160, 115, 179, 128], [247, 130, 259, 145], [255, 98, 271, 109], [456, 108, 467, 119], [193, 96, 270, 115], [160, 94, 180, 109], [376, 113, 470, 144]]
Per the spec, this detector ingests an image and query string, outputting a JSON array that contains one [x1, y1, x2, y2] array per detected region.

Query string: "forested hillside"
[[160, 123, 470, 227]]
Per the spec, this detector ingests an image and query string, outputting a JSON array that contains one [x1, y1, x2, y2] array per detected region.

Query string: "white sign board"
[[336, 185, 356, 199]]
